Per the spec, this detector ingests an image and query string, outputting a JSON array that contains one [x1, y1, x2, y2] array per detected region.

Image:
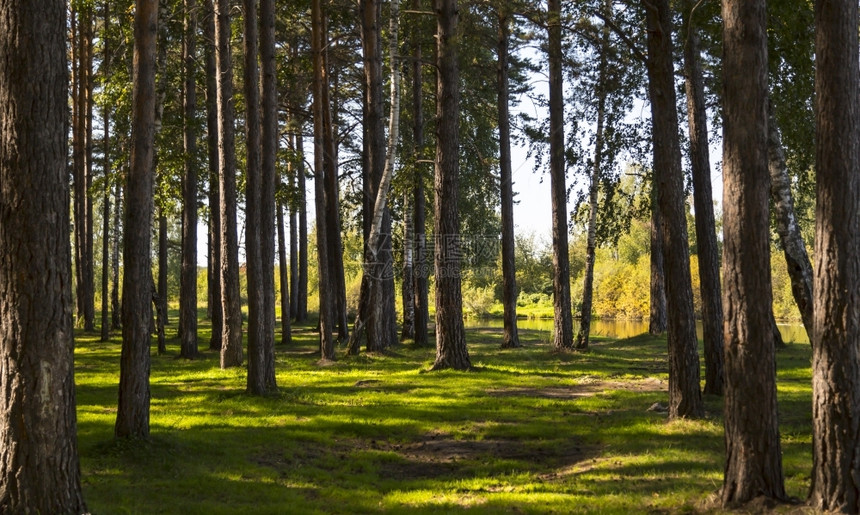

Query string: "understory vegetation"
[[77, 315, 812, 513], [278, 216, 805, 324], [463, 222, 803, 323]]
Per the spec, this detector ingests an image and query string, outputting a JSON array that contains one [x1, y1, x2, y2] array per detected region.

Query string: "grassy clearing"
[[76, 316, 813, 513]]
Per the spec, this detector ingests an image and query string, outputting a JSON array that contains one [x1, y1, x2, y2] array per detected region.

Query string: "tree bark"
[[411, 0, 429, 347], [649, 204, 667, 335], [0, 0, 88, 509], [152, 2, 169, 343], [354, 0, 399, 353], [289, 203, 299, 321], [179, 0, 199, 359], [575, 7, 610, 351], [215, 0, 243, 368], [278, 201, 292, 345], [154, 2, 169, 338], [431, 0, 471, 370], [644, 0, 703, 419], [116, 0, 158, 439], [682, 3, 723, 396], [72, 4, 96, 332], [152, 279, 167, 355], [719, 0, 786, 505], [548, 0, 574, 351], [244, 0, 268, 394], [766, 102, 813, 344], [157, 212, 168, 355], [402, 192, 415, 341], [101, 9, 112, 343], [71, 6, 84, 326], [101, 151, 111, 342], [296, 129, 309, 323], [111, 181, 122, 330], [497, 10, 520, 350], [261, 0, 279, 389], [809, 0, 860, 510], [400, 1, 414, 343], [83, 5, 96, 333], [312, 0, 336, 361], [203, 0, 222, 351], [288, 132, 299, 320], [323, 25, 349, 347]]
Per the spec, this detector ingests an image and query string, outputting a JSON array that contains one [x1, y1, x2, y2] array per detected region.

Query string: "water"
[[463, 317, 810, 344]]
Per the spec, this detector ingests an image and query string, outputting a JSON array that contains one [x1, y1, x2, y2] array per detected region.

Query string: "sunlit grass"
[[75, 314, 815, 513]]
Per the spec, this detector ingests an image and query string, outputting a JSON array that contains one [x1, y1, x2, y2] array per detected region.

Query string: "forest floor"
[[75, 317, 814, 514]]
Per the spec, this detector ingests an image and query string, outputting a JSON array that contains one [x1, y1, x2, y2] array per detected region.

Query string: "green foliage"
[[461, 284, 496, 318], [76, 320, 814, 512], [771, 247, 803, 322], [513, 232, 554, 296], [590, 252, 651, 320]]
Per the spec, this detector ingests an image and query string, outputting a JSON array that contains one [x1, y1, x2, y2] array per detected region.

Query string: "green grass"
[[75, 315, 814, 513]]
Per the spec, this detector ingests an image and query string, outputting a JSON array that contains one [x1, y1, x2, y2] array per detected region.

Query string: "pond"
[[463, 317, 810, 344]]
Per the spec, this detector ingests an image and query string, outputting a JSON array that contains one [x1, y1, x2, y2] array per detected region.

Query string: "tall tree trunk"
[[497, 10, 520, 349], [289, 212, 299, 315], [413, 182, 429, 345], [83, 4, 96, 333], [411, 0, 429, 347], [71, 5, 83, 326], [278, 201, 292, 345], [152, 277, 167, 355], [101, 146, 111, 342], [353, 59, 374, 352], [322, 20, 348, 346], [431, 0, 471, 370], [204, 0, 222, 350], [575, 8, 610, 351], [402, 192, 415, 341], [767, 102, 814, 344], [649, 204, 667, 335], [355, 0, 399, 353], [330, 214, 350, 344], [719, 0, 786, 505], [116, 0, 158, 439], [179, 0, 199, 359], [296, 129, 309, 323], [327, 61, 349, 345], [154, 3, 169, 333], [644, 0, 703, 419], [72, 4, 96, 332], [378, 0, 400, 351], [260, 0, 279, 387], [401, 7, 414, 342], [157, 213, 168, 354], [215, 0, 243, 368], [242, 0, 280, 389], [312, 0, 336, 361], [111, 181, 122, 330], [548, 0, 574, 350], [0, 0, 87, 508], [244, 0, 268, 394], [682, 3, 723, 396], [101, 6, 112, 343], [575, 115, 602, 350], [288, 132, 299, 320], [810, 0, 860, 510]]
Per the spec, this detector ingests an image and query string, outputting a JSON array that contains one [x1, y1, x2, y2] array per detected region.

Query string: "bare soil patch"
[[377, 430, 596, 480], [486, 376, 665, 400]]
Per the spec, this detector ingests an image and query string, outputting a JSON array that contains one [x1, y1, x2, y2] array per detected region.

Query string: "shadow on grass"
[[74, 320, 815, 513]]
